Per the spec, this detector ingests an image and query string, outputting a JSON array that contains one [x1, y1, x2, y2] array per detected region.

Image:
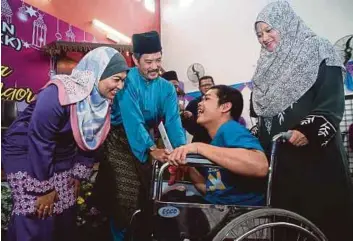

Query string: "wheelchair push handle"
[[267, 131, 292, 206], [272, 131, 293, 142]]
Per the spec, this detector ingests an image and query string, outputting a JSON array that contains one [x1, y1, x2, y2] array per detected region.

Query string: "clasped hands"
[[35, 177, 80, 219], [150, 143, 199, 166]]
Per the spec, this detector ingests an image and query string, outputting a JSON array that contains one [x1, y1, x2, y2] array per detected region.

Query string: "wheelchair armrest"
[[185, 154, 216, 166], [155, 155, 222, 200]]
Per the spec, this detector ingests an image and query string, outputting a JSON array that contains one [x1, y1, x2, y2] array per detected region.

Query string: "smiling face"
[[98, 71, 127, 100], [255, 22, 281, 52], [133, 52, 162, 80], [197, 89, 224, 126]]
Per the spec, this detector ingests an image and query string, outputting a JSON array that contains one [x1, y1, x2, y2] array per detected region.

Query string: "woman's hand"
[[35, 190, 58, 219], [288, 130, 309, 146], [182, 111, 193, 119]]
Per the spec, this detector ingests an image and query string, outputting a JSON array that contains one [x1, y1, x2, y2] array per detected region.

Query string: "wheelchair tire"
[[213, 208, 327, 241]]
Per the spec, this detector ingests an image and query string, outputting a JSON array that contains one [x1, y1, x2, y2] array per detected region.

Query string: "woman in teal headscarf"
[[2, 47, 129, 241]]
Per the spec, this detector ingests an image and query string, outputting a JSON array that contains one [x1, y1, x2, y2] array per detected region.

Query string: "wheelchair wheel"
[[213, 208, 327, 241]]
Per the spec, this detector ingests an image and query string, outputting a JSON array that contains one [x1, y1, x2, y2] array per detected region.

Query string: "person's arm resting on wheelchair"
[[167, 143, 268, 195], [168, 86, 268, 196]]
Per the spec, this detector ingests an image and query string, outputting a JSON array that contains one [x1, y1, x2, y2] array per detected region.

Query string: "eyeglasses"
[[200, 83, 213, 88]]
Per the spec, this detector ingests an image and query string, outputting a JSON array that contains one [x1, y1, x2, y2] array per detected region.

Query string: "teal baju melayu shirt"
[[111, 67, 186, 162]]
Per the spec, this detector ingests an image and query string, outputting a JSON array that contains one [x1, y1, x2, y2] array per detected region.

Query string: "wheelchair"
[[128, 132, 328, 241]]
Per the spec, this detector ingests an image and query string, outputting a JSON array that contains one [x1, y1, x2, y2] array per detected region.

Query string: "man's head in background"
[[162, 70, 183, 94], [132, 31, 162, 80], [199, 76, 215, 95]]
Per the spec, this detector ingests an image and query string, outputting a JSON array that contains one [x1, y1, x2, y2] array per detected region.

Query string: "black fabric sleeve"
[[294, 62, 345, 147], [182, 98, 199, 135], [249, 92, 259, 137], [249, 92, 258, 118]]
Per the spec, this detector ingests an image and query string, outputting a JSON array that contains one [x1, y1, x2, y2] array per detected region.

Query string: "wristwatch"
[[149, 144, 157, 152]]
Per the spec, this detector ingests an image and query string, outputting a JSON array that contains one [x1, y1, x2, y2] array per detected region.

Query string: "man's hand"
[[182, 111, 193, 119], [168, 143, 199, 166], [150, 148, 171, 162], [289, 130, 309, 147], [35, 190, 58, 219], [69, 178, 81, 199], [179, 102, 185, 112]]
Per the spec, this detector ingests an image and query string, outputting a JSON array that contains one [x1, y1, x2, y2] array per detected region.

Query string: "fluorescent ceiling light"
[[92, 19, 131, 44], [106, 33, 121, 43], [144, 0, 155, 13]]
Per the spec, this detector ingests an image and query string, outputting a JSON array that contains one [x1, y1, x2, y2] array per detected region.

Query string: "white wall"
[[160, 0, 353, 93]]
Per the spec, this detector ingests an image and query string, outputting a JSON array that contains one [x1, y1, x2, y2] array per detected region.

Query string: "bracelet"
[[149, 144, 157, 152]]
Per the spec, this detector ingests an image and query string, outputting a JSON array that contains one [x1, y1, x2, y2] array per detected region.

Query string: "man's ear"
[[132, 55, 139, 66], [221, 102, 232, 113]]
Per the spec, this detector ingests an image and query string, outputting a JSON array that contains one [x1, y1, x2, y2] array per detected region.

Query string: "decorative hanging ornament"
[[17, 0, 28, 22], [2, 0, 13, 23], [49, 56, 56, 78], [31, 13, 47, 49], [65, 24, 76, 42], [55, 18, 62, 40]]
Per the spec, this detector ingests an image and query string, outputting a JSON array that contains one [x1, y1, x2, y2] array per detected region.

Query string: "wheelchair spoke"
[[229, 229, 237, 240], [297, 223, 304, 241], [239, 222, 247, 236], [271, 214, 276, 241], [250, 218, 258, 239], [296, 231, 301, 241]]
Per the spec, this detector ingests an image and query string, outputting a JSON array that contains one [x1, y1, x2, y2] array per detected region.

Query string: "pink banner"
[[1, 0, 104, 110]]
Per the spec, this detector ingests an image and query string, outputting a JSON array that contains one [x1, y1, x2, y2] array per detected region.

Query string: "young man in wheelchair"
[[167, 85, 268, 205]]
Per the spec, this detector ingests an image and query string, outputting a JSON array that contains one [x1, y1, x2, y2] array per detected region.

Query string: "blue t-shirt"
[[203, 120, 265, 206]]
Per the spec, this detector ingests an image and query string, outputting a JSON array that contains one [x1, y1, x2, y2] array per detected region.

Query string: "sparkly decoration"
[[16, 0, 28, 22], [22, 40, 30, 48], [65, 24, 76, 42], [25, 5, 37, 17], [1, 0, 13, 23]]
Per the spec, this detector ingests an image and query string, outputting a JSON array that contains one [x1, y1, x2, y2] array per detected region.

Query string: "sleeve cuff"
[[7, 171, 54, 194], [72, 163, 92, 181], [294, 114, 337, 147]]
